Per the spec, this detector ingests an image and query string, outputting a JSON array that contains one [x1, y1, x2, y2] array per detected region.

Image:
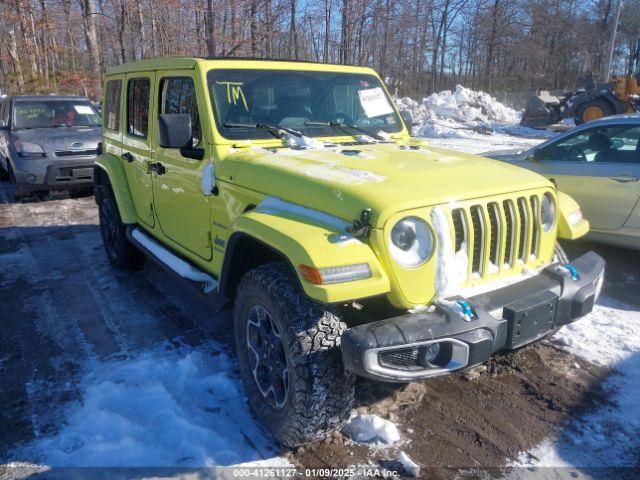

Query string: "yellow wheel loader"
[[521, 72, 640, 128]]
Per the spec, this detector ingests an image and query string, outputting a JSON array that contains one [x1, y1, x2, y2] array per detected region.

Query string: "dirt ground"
[[0, 181, 637, 477]]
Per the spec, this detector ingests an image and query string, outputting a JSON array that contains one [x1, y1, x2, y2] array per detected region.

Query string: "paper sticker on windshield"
[[74, 105, 94, 115], [358, 87, 394, 118]]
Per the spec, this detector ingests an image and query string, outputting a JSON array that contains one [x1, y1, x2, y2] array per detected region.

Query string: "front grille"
[[450, 195, 543, 281], [55, 149, 99, 157], [379, 348, 420, 370]]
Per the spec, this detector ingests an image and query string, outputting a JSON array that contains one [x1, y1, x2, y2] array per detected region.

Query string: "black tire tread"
[[96, 182, 146, 271], [234, 262, 355, 447]]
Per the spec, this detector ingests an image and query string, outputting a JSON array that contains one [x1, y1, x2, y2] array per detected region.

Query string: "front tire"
[[575, 98, 614, 125], [234, 263, 355, 447], [96, 183, 146, 270]]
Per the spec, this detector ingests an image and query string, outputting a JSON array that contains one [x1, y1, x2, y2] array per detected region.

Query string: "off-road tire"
[[96, 183, 146, 270], [234, 262, 355, 447]]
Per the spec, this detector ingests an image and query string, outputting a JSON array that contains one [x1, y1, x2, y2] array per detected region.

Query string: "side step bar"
[[126, 227, 219, 297]]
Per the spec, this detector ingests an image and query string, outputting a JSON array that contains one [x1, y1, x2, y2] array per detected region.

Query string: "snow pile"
[[396, 85, 545, 140], [430, 206, 468, 297], [515, 296, 640, 467], [397, 451, 420, 477], [282, 131, 325, 149], [342, 414, 401, 445], [13, 346, 289, 467]]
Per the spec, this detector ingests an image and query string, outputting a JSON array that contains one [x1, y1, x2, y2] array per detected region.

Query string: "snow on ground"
[[514, 296, 640, 468], [342, 414, 401, 446], [10, 344, 289, 468]]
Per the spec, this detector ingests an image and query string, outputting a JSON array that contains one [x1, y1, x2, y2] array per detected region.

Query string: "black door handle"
[[121, 152, 134, 163], [149, 162, 166, 175]]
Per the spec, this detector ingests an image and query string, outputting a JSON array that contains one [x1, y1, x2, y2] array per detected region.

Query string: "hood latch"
[[346, 209, 372, 238]]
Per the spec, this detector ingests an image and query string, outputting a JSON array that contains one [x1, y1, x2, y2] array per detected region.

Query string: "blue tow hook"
[[565, 264, 580, 281], [456, 300, 475, 321]]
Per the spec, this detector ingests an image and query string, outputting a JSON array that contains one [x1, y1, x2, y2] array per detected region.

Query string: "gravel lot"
[[0, 172, 638, 477]]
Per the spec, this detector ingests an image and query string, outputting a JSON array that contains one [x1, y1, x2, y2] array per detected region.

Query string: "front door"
[[122, 73, 155, 227], [151, 73, 213, 260], [529, 124, 640, 231]]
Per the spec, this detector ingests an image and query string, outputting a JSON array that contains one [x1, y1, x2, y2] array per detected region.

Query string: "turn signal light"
[[298, 263, 372, 285]]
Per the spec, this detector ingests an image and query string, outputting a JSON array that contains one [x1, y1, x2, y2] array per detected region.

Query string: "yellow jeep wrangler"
[[94, 57, 604, 447]]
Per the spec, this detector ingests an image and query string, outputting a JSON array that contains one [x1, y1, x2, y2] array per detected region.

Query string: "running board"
[[127, 227, 219, 297]]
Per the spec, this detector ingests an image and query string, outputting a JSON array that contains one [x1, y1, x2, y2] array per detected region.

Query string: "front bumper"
[[12, 155, 95, 192], [341, 251, 605, 382]]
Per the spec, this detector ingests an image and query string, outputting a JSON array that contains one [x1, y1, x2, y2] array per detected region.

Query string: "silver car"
[[0, 95, 101, 200], [486, 115, 640, 250]]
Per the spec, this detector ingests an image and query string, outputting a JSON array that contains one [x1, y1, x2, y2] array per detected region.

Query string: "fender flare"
[[223, 210, 390, 304], [94, 153, 138, 224], [557, 191, 589, 240]]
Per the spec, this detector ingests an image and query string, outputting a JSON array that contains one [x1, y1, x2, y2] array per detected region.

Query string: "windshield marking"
[[216, 81, 249, 111]]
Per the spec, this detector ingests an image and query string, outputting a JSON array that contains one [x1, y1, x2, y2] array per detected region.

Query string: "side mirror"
[[530, 150, 544, 162], [158, 114, 192, 149], [400, 110, 414, 128]]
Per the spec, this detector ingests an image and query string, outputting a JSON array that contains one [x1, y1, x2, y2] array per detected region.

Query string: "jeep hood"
[[225, 143, 552, 227]]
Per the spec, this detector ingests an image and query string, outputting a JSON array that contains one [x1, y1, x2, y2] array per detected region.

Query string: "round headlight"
[[389, 216, 434, 267], [541, 193, 556, 232]]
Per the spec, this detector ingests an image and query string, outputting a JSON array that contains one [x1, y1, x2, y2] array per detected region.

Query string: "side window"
[[537, 126, 640, 164], [104, 80, 122, 131], [160, 77, 202, 147], [127, 78, 150, 138]]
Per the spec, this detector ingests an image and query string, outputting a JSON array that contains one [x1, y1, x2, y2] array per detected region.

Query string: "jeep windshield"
[[12, 99, 101, 130], [207, 69, 402, 140]]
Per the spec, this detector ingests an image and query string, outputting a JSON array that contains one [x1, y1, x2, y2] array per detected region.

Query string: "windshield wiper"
[[223, 122, 302, 139], [304, 120, 385, 141]]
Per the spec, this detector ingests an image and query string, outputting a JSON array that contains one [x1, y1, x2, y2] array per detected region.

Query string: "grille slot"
[[503, 200, 516, 267], [530, 195, 540, 259], [451, 208, 467, 252], [487, 203, 501, 271], [517, 197, 529, 262], [470, 206, 485, 275], [379, 348, 420, 371]]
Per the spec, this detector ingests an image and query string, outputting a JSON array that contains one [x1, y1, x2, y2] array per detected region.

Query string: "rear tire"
[[233, 262, 355, 447], [96, 183, 146, 270], [575, 98, 614, 125], [0, 162, 8, 181]]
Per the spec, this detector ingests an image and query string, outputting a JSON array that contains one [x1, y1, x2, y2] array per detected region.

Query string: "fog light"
[[27, 174, 37, 184], [419, 343, 440, 365]]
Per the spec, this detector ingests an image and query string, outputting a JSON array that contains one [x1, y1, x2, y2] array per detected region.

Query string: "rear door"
[[151, 73, 212, 260], [122, 73, 155, 227], [527, 125, 640, 231], [102, 77, 124, 167]]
